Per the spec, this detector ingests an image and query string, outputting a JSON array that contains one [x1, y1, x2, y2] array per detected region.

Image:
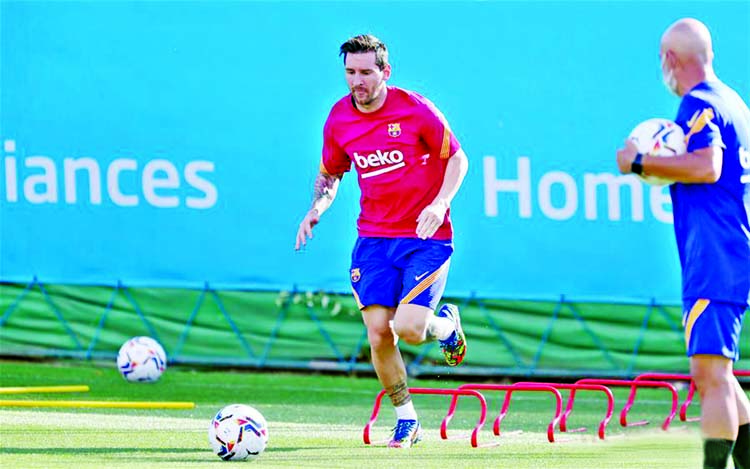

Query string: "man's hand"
[[616, 139, 640, 174], [416, 200, 448, 240], [295, 209, 320, 250]]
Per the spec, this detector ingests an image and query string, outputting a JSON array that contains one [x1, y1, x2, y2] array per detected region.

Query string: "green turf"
[[0, 359, 720, 468]]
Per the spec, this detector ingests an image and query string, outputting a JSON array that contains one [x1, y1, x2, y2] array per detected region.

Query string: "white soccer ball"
[[208, 404, 269, 461], [116, 336, 167, 383], [628, 118, 686, 185]]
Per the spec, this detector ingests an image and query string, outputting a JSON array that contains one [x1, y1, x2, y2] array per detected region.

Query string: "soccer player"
[[616, 18, 750, 469], [295, 34, 469, 448]]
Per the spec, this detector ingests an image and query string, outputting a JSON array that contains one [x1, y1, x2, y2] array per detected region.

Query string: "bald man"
[[617, 18, 750, 469]]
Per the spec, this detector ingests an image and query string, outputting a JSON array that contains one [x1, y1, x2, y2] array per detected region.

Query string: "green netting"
[[1, 281, 748, 377]]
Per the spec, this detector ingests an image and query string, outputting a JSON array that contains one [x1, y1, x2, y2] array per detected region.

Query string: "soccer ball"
[[116, 336, 167, 382], [628, 118, 686, 185], [208, 404, 269, 461]]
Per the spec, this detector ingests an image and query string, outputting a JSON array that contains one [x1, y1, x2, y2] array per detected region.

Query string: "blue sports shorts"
[[682, 298, 746, 361], [349, 237, 453, 311]]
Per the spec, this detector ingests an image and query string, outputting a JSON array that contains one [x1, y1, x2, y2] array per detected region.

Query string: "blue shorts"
[[682, 299, 746, 361], [350, 237, 453, 311]]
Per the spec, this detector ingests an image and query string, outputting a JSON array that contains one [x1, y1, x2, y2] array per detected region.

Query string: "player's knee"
[[367, 324, 396, 350], [692, 362, 732, 394], [392, 322, 425, 345]]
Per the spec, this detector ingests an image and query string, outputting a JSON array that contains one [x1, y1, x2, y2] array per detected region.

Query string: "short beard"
[[353, 83, 385, 107], [353, 93, 374, 106]]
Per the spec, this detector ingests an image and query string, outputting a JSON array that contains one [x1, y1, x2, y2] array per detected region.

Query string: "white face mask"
[[661, 56, 679, 96]]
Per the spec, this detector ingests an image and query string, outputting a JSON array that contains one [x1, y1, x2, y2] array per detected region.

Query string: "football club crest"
[[387, 123, 401, 137], [350, 268, 361, 283]]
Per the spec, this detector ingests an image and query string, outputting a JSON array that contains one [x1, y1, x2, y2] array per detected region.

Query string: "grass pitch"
[[0, 359, 718, 468]]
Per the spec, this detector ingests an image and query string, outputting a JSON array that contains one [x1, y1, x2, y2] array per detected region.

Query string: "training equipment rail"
[[0, 385, 90, 394], [574, 378, 678, 430], [515, 382, 614, 439], [452, 383, 563, 443], [363, 387, 488, 448], [0, 399, 195, 409]]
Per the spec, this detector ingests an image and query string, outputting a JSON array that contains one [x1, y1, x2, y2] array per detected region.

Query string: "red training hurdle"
[[363, 387, 488, 448], [574, 379, 678, 430], [633, 370, 750, 423], [515, 382, 614, 440], [634, 373, 697, 422], [448, 383, 563, 443]]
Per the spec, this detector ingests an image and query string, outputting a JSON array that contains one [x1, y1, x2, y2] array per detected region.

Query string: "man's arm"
[[415, 149, 469, 240], [311, 171, 343, 216], [295, 171, 343, 250], [642, 146, 723, 183], [617, 139, 723, 183]]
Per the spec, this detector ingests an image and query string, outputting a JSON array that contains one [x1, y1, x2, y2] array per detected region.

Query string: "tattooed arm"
[[311, 171, 343, 216], [295, 171, 343, 250]]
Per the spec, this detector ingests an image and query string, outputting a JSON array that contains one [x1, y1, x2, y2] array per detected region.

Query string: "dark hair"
[[339, 34, 389, 70]]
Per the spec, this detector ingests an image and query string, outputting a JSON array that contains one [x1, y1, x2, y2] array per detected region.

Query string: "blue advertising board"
[[1, 1, 748, 303]]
